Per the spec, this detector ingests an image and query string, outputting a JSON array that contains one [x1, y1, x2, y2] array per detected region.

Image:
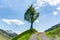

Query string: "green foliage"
[[24, 5, 39, 23], [24, 5, 39, 29], [45, 23, 60, 40], [11, 29, 37, 40]]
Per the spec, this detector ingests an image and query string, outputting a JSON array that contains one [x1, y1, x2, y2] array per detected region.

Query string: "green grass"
[[11, 29, 37, 40], [45, 27, 60, 40], [46, 27, 60, 37]]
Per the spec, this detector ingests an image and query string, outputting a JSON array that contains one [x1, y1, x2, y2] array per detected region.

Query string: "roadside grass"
[[45, 27, 60, 40], [36, 33, 42, 40], [11, 29, 37, 40]]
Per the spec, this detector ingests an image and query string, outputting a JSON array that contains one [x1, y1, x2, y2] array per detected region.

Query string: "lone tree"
[[24, 5, 39, 29]]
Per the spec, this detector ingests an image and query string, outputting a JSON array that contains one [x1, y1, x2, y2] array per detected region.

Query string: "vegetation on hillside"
[[11, 29, 37, 40], [45, 23, 60, 40], [46, 27, 60, 37], [45, 23, 60, 32]]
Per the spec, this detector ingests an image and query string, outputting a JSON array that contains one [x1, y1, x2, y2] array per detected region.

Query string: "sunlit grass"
[[45, 27, 60, 40], [11, 29, 37, 40]]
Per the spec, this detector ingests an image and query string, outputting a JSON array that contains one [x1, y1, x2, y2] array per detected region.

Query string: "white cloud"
[[35, 20, 39, 23], [34, 0, 60, 9], [34, 0, 45, 9], [44, 0, 60, 6], [53, 11, 58, 15], [15, 31, 22, 34], [56, 7, 60, 11], [2, 19, 24, 25]]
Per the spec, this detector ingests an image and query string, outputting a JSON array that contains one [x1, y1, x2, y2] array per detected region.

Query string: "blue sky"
[[0, 0, 60, 34]]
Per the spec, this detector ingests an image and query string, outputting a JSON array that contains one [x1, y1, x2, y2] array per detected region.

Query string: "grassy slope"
[[46, 27, 60, 38], [0, 31, 11, 40], [11, 29, 37, 40]]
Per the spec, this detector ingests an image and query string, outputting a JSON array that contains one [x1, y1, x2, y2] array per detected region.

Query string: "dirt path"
[[39, 32, 51, 40], [29, 34, 37, 40], [29, 32, 51, 40]]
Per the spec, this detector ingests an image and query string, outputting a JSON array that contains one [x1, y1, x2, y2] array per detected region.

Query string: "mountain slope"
[[0, 29, 11, 40], [45, 23, 60, 40], [0, 29, 17, 40], [11, 29, 37, 40], [45, 23, 60, 32], [5, 30, 17, 37]]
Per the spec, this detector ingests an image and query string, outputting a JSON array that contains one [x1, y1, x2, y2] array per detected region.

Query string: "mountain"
[[11, 29, 37, 40], [45, 23, 60, 32], [5, 30, 17, 37], [0, 29, 17, 37], [45, 23, 60, 39], [11, 29, 51, 40], [0, 29, 11, 40], [0, 29, 17, 40]]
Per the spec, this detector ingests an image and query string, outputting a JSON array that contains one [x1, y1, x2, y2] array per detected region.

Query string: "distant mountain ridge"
[[0, 29, 17, 37], [6, 30, 17, 37], [45, 23, 60, 32]]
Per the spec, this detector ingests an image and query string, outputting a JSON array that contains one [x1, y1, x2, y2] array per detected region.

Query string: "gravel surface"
[[29, 32, 51, 40]]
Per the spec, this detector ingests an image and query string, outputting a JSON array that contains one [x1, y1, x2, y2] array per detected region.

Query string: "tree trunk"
[[31, 22, 33, 29], [30, 13, 33, 29]]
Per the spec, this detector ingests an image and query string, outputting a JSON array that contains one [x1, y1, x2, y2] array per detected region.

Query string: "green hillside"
[[45, 23, 60, 32], [45, 23, 60, 40], [11, 29, 37, 40], [46, 27, 60, 37]]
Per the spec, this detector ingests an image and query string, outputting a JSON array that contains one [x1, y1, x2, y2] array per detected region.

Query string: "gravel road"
[[29, 32, 51, 40]]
